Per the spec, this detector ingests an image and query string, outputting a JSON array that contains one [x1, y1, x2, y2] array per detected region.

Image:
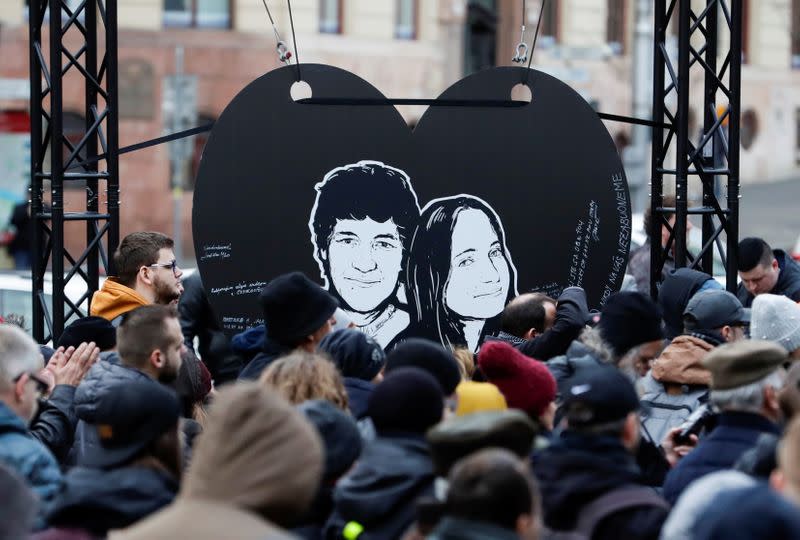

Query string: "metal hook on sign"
[[512, 24, 528, 63], [277, 41, 293, 64], [512, 42, 528, 64]]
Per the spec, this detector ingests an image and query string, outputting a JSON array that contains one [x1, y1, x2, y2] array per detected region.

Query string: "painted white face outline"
[[323, 217, 404, 313], [444, 208, 511, 320], [309, 160, 420, 315]]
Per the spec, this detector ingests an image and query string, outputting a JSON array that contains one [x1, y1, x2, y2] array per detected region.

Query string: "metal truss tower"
[[28, 0, 120, 342], [649, 0, 742, 297], [25, 0, 742, 337]]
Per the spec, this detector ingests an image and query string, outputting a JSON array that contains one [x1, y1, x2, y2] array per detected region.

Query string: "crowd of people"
[[2, 228, 800, 539]]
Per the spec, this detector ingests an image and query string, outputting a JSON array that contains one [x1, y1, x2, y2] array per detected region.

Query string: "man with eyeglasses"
[[91, 231, 184, 325], [0, 324, 63, 526]]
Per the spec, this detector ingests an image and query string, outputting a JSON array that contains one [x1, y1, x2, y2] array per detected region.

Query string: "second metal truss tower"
[[650, 0, 742, 297], [28, 0, 120, 342]]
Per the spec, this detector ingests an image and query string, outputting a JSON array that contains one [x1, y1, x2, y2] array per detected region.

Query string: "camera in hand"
[[674, 404, 714, 445]]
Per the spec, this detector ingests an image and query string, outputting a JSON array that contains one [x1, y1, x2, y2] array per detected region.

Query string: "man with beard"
[[69, 305, 185, 466], [92, 232, 184, 325]]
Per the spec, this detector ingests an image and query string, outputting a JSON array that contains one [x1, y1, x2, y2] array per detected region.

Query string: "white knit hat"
[[751, 294, 800, 353]]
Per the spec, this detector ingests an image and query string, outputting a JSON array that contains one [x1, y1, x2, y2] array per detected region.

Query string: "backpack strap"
[[575, 485, 669, 537]]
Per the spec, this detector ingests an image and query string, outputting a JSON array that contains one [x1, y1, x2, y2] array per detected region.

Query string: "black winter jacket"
[[534, 432, 669, 540], [325, 434, 435, 540], [662, 411, 781, 505], [344, 377, 373, 420], [44, 465, 177, 536], [487, 287, 589, 362], [429, 517, 520, 540], [178, 273, 241, 384], [657, 268, 714, 339], [737, 249, 800, 307], [30, 385, 79, 464], [238, 337, 294, 381]]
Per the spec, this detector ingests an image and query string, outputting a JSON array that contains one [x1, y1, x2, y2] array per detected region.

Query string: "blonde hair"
[[452, 347, 475, 380], [259, 351, 349, 411]]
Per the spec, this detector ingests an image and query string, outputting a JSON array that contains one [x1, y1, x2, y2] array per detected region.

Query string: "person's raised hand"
[[44, 342, 99, 387], [661, 426, 699, 468]]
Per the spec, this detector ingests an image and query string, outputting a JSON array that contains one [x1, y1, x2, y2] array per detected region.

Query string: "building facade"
[[0, 0, 798, 261]]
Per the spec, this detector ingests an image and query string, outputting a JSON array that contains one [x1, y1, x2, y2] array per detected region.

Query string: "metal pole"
[[29, 0, 45, 342], [649, 0, 667, 299], [673, 0, 690, 268], [106, 0, 120, 274], [49, 0, 65, 340], [700, 0, 719, 275], [727, 0, 742, 293], [86, 0, 100, 305]]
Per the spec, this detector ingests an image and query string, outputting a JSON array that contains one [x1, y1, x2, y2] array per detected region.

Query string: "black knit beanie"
[[368, 367, 444, 435], [259, 272, 338, 345], [319, 328, 386, 381], [57, 316, 116, 351], [598, 292, 664, 357], [385, 338, 461, 395]]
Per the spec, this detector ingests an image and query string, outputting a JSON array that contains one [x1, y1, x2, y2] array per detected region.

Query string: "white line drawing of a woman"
[[405, 195, 519, 352]]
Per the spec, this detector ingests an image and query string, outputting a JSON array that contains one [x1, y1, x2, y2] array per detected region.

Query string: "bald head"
[[501, 293, 556, 339]]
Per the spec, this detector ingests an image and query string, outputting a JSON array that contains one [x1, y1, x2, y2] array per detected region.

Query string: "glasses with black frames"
[[13, 372, 50, 395], [146, 259, 179, 275]]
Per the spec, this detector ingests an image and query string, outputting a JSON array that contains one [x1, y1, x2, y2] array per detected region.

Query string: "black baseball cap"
[[683, 290, 750, 331], [81, 380, 181, 469], [562, 365, 640, 427]]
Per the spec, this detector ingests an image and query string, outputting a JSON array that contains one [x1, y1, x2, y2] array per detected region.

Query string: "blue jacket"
[[325, 434, 435, 540], [0, 402, 62, 526], [238, 337, 293, 381], [344, 377, 373, 420], [662, 411, 780, 504]]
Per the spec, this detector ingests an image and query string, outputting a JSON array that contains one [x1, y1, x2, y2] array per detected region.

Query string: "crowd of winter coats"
[[3, 231, 800, 540]]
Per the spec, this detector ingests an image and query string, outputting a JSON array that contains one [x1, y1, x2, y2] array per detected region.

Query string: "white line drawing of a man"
[[309, 160, 421, 348]]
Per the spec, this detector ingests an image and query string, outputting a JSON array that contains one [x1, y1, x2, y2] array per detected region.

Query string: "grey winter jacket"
[[70, 358, 152, 466], [638, 372, 708, 446]]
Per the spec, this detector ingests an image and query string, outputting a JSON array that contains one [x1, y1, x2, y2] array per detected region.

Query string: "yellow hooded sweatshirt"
[[90, 278, 149, 322]]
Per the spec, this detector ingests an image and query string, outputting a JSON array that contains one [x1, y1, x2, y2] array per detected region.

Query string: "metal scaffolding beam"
[[28, 0, 120, 343], [649, 0, 742, 297]]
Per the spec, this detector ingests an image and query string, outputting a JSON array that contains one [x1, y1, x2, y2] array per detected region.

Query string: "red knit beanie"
[[477, 341, 556, 419]]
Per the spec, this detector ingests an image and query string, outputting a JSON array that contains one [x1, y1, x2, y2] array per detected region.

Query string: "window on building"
[[320, 0, 342, 34], [740, 109, 758, 150], [607, 0, 625, 54], [396, 0, 417, 39], [539, 0, 559, 45], [164, 0, 231, 29], [464, 1, 497, 76], [792, 0, 800, 68]]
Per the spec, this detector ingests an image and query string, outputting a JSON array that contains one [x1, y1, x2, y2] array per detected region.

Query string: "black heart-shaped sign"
[[193, 64, 630, 351]]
